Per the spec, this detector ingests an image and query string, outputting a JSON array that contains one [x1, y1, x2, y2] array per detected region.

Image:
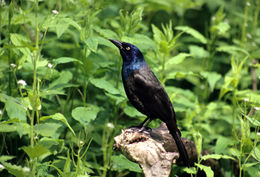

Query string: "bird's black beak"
[[109, 39, 123, 50]]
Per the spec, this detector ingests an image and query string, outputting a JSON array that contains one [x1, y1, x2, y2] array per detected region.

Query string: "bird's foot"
[[138, 126, 151, 132]]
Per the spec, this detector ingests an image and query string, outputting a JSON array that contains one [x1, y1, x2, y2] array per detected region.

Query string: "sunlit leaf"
[[201, 154, 235, 161], [72, 106, 100, 127], [90, 78, 120, 95], [217, 45, 249, 56], [40, 113, 75, 135], [201, 71, 222, 91], [52, 57, 83, 67], [195, 163, 214, 177], [123, 106, 144, 118], [189, 45, 209, 58], [34, 123, 62, 137], [85, 36, 98, 52], [165, 53, 190, 69], [111, 155, 142, 173], [175, 26, 207, 44], [6, 99, 27, 122], [22, 144, 49, 159], [0, 162, 29, 177]]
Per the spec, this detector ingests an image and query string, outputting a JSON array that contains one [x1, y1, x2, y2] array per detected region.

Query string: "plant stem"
[[8, 3, 13, 96], [30, 0, 40, 176], [241, 0, 250, 45]]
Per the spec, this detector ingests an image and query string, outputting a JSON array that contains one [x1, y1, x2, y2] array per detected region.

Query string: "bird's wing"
[[128, 67, 176, 122]]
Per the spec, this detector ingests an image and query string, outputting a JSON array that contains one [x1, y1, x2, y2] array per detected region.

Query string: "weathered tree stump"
[[114, 123, 197, 177]]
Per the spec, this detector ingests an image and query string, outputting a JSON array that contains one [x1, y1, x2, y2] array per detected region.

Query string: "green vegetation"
[[0, 0, 259, 176]]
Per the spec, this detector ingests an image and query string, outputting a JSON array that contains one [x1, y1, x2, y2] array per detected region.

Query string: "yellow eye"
[[126, 46, 131, 51]]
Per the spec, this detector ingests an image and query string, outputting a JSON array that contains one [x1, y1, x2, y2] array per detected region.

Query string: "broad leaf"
[[40, 113, 75, 135], [175, 26, 207, 44], [201, 154, 235, 161], [85, 36, 98, 52], [22, 144, 49, 159], [52, 57, 83, 67], [111, 155, 142, 173], [217, 45, 249, 56], [6, 99, 27, 122], [34, 123, 62, 137], [123, 106, 144, 118], [90, 78, 120, 95], [165, 53, 190, 70], [201, 71, 222, 91], [72, 106, 100, 127], [195, 164, 214, 177]]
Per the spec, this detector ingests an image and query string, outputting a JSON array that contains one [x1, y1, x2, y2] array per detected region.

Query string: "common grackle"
[[109, 39, 190, 167]]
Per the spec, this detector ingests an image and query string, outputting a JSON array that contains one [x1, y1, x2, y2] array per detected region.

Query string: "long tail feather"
[[166, 123, 190, 167]]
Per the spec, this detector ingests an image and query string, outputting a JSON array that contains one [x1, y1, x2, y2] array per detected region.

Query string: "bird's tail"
[[166, 123, 190, 167]]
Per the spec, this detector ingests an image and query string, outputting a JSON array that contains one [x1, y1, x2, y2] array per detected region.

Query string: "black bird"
[[109, 39, 190, 166]]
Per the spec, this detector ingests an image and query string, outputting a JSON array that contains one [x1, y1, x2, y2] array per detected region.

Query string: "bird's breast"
[[122, 62, 147, 80]]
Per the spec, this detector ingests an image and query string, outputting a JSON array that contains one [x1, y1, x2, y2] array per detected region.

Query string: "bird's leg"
[[138, 117, 150, 128], [139, 118, 152, 132]]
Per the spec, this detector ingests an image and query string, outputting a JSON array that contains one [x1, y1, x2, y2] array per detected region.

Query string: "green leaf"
[[55, 18, 80, 38], [152, 24, 163, 44], [72, 106, 100, 127], [165, 53, 190, 69], [6, 99, 27, 122], [183, 167, 196, 174], [236, 90, 260, 105], [195, 164, 214, 177], [229, 148, 240, 157], [105, 93, 126, 105], [244, 115, 260, 126], [94, 26, 119, 39], [0, 124, 17, 132], [10, 33, 31, 56], [49, 71, 73, 89], [175, 26, 207, 44], [193, 131, 202, 156], [0, 155, 15, 162], [251, 147, 260, 161], [1, 161, 29, 177], [90, 78, 120, 95], [22, 144, 49, 159], [64, 151, 71, 173], [213, 22, 230, 35], [217, 45, 249, 56], [121, 34, 156, 51], [34, 123, 62, 137], [15, 122, 30, 138], [0, 93, 11, 103], [40, 113, 75, 135], [123, 106, 144, 118], [215, 136, 235, 154], [201, 154, 235, 161], [201, 71, 222, 91], [52, 57, 83, 67], [28, 91, 41, 111], [240, 118, 253, 152], [85, 36, 98, 52], [111, 155, 142, 173], [189, 45, 209, 58]]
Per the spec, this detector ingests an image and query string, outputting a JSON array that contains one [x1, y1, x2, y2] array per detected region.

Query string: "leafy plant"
[[0, 0, 259, 177]]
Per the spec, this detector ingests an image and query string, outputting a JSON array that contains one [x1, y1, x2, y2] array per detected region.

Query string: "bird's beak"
[[109, 39, 123, 50]]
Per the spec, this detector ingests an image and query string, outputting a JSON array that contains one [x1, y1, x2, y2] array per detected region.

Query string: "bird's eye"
[[126, 46, 131, 51]]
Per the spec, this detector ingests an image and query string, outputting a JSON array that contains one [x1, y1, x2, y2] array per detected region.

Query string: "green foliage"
[[0, 0, 259, 177]]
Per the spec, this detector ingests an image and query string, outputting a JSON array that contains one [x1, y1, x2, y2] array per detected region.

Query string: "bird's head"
[[109, 39, 144, 63]]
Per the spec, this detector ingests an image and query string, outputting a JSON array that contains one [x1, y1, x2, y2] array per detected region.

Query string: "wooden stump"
[[114, 123, 197, 177]]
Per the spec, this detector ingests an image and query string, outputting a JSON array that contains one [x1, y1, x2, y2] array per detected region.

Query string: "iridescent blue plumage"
[[109, 39, 190, 167], [113, 41, 148, 80]]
